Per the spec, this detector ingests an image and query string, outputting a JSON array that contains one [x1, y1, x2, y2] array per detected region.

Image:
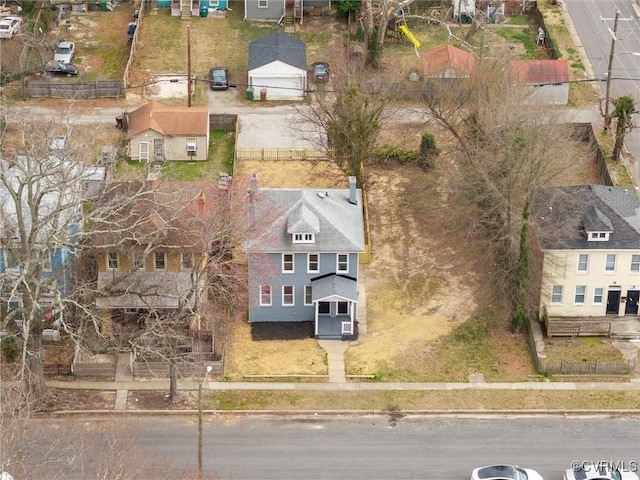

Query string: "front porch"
[[316, 315, 357, 340]]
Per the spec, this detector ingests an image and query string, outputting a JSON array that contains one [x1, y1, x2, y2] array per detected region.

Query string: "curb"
[[44, 409, 640, 418]]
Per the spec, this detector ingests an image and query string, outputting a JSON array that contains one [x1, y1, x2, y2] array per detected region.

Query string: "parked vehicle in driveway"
[[209, 66, 229, 90], [311, 61, 330, 83], [53, 41, 75, 64], [471, 464, 543, 480], [563, 463, 639, 480], [0, 16, 22, 39], [45, 60, 78, 76]]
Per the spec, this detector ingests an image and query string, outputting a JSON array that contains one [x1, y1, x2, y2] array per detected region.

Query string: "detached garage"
[[248, 32, 307, 101]]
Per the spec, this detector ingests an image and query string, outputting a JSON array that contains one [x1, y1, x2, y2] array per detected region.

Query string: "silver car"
[[563, 463, 639, 480], [472, 464, 544, 480], [53, 41, 75, 64]]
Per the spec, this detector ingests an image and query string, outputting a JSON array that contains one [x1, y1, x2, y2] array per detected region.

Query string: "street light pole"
[[197, 365, 213, 480]]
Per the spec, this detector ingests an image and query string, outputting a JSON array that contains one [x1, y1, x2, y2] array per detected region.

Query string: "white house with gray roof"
[[248, 32, 307, 101], [531, 185, 640, 320], [242, 176, 365, 339]]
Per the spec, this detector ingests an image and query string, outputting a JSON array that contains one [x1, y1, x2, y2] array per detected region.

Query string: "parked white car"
[[563, 463, 639, 480], [471, 464, 544, 480], [0, 16, 22, 39], [53, 40, 75, 64]]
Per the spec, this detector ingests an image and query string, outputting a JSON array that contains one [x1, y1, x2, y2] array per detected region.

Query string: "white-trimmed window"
[[293, 233, 314, 243], [341, 322, 353, 334], [631, 254, 640, 273], [186, 137, 197, 152], [337, 301, 349, 315], [282, 285, 294, 306], [154, 252, 166, 270], [337, 254, 348, 273], [304, 285, 312, 306], [260, 285, 272, 306], [589, 231, 609, 241], [282, 253, 294, 273], [258, 0, 268, 7], [182, 252, 193, 270], [318, 301, 330, 315], [593, 287, 604, 304], [107, 252, 118, 270], [574, 285, 586, 304], [551, 285, 563, 304], [577, 254, 588, 272], [605, 254, 616, 272], [307, 253, 319, 273], [42, 250, 52, 272]]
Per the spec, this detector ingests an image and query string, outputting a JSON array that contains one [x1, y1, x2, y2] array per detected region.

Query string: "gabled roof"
[[243, 186, 365, 253], [531, 185, 640, 250], [91, 181, 223, 251], [420, 44, 476, 76], [509, 59, 569, 85], [248, 32, 307, 71], [311, 274, 358, 302], [127, 101, 209, 138]]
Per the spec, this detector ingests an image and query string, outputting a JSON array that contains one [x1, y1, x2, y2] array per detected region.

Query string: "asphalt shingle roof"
[[248, 32, 307, 71], [243, 186, 365, 253], [127, 101, 209, 138], [531, 185, 640, 250], [311, 274, 358, 302]]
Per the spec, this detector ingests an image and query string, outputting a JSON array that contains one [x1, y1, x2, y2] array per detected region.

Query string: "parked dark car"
[[311, 61, 330, 83], [209, 66, 229, 90], [45, 60, 78, 76]]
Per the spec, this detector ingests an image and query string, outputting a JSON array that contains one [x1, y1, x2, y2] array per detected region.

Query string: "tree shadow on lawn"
[[251, 321, 314, 341]]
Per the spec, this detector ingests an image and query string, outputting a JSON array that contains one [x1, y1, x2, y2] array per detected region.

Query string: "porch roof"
[[311, 274, 357, 302]]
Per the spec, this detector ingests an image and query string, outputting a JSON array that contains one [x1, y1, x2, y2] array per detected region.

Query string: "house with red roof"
[[126, 101, 210, 163], [509, 59, 570, 105]]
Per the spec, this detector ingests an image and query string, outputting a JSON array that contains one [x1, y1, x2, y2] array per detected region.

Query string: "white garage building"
[[248, 32, 307, 101]]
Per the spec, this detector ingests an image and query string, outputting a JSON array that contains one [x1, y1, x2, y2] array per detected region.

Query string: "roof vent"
[[317, 192, 325, 199]]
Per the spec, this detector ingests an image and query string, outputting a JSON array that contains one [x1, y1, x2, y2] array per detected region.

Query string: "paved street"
[[24, 415, 640, 479]]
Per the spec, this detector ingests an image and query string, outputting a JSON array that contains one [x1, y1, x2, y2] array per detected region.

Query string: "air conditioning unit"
[[186, 143, 197, 152]]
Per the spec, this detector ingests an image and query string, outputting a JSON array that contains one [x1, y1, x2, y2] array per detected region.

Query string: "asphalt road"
[[26, 414, 640, 479], [564, 0, 640, 184]]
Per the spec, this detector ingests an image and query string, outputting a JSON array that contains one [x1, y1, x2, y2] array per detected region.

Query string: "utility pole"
[[603, 11, 619, 131], [187, 24, 192, 107]]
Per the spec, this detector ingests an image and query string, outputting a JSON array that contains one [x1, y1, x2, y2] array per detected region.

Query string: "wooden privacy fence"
[[537, 358, 635, 376], [23, 80, 125, 99], [235, 147, 331, 162], [210, 114, 237, 132], [73, 362, 117, 377]]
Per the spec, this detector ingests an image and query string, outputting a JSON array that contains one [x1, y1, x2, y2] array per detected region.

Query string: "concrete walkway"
[[317, 340, 349, 383], [114, 353, 133, 411]]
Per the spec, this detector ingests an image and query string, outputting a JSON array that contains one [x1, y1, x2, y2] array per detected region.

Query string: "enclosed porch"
[[312, 274, 358, 340]]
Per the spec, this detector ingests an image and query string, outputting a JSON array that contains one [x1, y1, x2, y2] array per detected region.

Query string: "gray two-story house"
[[243, 176, 365, 339], [244, 0, 331, 23]]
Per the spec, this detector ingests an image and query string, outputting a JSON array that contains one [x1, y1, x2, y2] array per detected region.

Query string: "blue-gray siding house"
[[243, 176, 365, 339], [244, 0, 331, 23]]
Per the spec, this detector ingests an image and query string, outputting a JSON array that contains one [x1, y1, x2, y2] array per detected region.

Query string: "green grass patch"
[[114, 159, 147, 181], [544, 337, 625, 362], [494, 27, 542, 59]]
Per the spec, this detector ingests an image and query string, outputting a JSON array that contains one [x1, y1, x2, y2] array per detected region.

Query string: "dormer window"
[[588, 231, 610, 241], [293, 233, 315, 243]]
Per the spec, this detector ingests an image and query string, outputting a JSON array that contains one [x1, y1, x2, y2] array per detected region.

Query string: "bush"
[[375, 145, 417, 165], [418, 132, 440, 171], [1, 336, 20, 363]]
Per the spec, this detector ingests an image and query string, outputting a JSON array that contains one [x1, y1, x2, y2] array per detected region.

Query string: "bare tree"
[[421, 59, 575, 330]]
